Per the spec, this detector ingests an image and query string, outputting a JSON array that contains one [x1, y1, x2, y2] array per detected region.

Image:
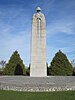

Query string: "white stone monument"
[[30, 7, 47, 77]]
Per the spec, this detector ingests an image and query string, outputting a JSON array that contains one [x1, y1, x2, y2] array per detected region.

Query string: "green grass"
[[0, 90, 75, 100]]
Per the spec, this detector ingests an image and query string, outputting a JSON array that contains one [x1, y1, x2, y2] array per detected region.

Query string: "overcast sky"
[[0, 0, 75, 67]]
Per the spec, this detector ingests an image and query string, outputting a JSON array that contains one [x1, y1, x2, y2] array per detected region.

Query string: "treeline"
[[0, 50, 75, 76]]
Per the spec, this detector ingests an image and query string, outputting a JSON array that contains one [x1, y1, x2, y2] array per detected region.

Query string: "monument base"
[[30, 66, 47, 77], [0, 76, 75, 92]]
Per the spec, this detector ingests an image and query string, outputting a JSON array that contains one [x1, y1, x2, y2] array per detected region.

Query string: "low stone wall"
[[0, 85, 75, 92], [0, 76, 75, 92]]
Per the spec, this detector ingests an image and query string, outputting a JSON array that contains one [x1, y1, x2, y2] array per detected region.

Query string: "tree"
[[0, 70, 4, 75], [26, 66, 30, 76], [73, 67, 75, 76], [4, 50, 26, 75], [49, 50, 73, 76], [0, 60, 6, 69], [14, 64, 23, 75], [71, 59, 75, 67], [46, 63, 49, 75]]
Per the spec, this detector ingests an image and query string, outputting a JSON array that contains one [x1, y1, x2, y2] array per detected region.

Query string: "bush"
[[0, 70, 4, 75]]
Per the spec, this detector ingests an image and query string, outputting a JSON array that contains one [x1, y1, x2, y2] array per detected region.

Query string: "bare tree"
[[0, 60, 6, 69]]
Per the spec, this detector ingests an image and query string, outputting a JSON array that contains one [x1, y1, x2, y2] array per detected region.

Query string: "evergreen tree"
[[49, 50, 73, 76], [4, 50, 26, 75], [26, 66, 30, 76], [73, 67, 75, 76], [46, 63, 49, 75]]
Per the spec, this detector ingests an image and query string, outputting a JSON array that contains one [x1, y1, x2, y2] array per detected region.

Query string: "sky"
[[0, 0, 75, 67]]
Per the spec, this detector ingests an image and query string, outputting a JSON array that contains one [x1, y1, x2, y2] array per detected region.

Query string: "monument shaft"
[[30, 7, 47, 77]]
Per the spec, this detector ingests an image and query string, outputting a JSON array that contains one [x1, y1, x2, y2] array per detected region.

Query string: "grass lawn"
[[0, 90, 75, 100]]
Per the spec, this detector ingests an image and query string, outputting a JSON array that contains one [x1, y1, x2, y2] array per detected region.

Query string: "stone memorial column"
[[30, 7, 47, 77]]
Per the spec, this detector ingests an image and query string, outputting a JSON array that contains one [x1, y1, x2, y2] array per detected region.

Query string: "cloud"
[[47, 17, 75, 37]]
